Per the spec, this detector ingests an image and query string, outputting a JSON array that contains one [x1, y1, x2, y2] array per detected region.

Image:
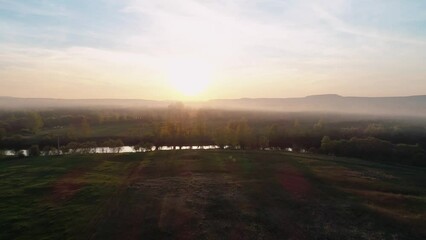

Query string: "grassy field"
[[0, 151, 425, 239]]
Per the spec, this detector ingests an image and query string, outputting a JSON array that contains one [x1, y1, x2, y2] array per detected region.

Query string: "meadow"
[[0, 150, 425, 239]]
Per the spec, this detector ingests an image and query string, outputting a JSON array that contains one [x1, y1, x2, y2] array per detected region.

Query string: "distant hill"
[[203, 94, 426, 117], [1, 95, 426, 117]]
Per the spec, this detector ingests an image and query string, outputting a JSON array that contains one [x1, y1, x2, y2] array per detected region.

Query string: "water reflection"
[[2, 145, 221, 157], [1, 145, 303, 157]]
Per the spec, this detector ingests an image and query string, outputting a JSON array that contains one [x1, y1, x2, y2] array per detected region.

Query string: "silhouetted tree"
[[213, 127, 228, 149], [259, 135, 269, 150], [28, 145, 40, 157]]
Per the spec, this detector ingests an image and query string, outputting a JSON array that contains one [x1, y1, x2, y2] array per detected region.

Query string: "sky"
[[0, 0, 425, 100]]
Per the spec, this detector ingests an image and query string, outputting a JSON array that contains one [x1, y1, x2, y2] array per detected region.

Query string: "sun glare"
[[166, 58, 213, 97]]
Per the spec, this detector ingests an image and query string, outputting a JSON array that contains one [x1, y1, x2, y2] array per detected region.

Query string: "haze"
[[1, 0, 426, 100]]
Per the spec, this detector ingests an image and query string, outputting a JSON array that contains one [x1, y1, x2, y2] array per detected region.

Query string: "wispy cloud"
[[0, 0, 425, 99], [312, 4, 426, 46]]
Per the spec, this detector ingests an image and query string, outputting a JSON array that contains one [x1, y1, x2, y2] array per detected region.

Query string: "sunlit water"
[[1, 146, 301, 157], [2, 145, 221, 157]]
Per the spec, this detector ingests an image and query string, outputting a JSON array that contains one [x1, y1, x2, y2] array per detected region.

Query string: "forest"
[[1, 103, 425, 166]]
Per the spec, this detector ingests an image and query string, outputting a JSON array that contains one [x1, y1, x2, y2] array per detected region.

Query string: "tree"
[[102, 139, 124, 153], [226, 121, 240, 149], [134, 142, 153, 152], [259, 135, 269, 150], [28, 145, 40, 157], [142, 142, 154, 151], [160, 121, 177, 147], [236, 120, 253, 149], [79, 118, 92, 137], [133, 144, 141, 152], [320, 136, 332, 153], [26, 112, 44, 133], [43, 146, 59, 156], [112, 139, 124, 153], [42, 145, 51, 156], [213, 127, 228, 149], [268, 124, 281, 147], [64, 142, 80, 154], [66, 117, 92, 140], [80, 141, 97, 154]]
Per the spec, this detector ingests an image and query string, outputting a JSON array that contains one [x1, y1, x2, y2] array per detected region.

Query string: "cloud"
[[311, 4, 426, 46], [119, 0, 348, 69], [0, 0, 425, 98]]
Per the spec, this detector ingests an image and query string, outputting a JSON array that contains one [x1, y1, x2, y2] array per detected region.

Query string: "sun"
[[166, 58, 212, 97]]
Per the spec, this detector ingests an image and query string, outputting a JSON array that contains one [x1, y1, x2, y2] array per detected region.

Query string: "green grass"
[[0, 151, 425, 239]]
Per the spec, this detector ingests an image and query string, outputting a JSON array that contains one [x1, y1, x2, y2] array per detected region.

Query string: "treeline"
[[0, 109, 151, 139], [4, 139, 128, 157], [1, 105, 426, 166], [320, 136, 426, 166]]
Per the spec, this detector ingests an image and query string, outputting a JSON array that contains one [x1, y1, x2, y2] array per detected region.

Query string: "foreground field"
[[0, 151, 425, 239]]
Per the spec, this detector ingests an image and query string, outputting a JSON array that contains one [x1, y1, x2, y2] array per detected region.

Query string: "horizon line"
[[1, 94, 426, 101]]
